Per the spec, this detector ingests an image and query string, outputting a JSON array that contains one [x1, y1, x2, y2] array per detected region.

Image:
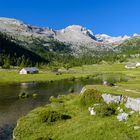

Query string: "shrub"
[[95, 103, 118, 117], [80, 89, 103, 107], [49, 94, 76, 103], [2, 63, 10, 69], [70, 77, 75, 81], [56, 72, 62, 75], [40, 110, 71, 124], [36, 137, 52, 140], [50, 80, 54, 83], [86, 76, 90, 79], [51, 67, 58, 72]]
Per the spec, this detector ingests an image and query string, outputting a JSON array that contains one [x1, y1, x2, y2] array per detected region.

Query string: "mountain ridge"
[[1, 17, 140, 67], [0, 17, 137, 48]]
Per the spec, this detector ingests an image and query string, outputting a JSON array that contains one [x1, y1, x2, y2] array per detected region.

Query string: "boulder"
[[125, 97, 140, 113], [102, 94, 122, 104], [129, 111, 135, 115], [80, 87, 87, 94], [134, 126, 140, 130], [117, 113, 129, 121], [88, 107, 96, 116]]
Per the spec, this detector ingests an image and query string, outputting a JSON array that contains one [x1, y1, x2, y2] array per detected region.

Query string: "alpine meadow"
[[1, 0, 140, 140]]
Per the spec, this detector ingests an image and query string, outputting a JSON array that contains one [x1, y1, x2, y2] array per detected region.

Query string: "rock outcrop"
[[0, 17, 133, 55], [117, 113, 129, 121], [125, 97, 140, 113], [102, 94, 122, 104]]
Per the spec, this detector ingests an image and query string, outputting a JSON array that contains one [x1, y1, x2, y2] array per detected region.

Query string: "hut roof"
[[125, 63, 136, 67], [22, 67, 38, 71]]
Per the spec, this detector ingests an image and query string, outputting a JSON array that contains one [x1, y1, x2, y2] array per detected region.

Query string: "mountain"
[[55, 25, 98, 46], [0, 18, 72, 55], [117, 36, 140, 54], [0, 17, 131, 55], [0, 17, 55, 37], [0, 32, 48, 67], [95, 34, 130, 44], [1, 17, 140, 67]]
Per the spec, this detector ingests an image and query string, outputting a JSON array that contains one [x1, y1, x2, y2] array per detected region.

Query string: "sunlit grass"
[[12, 63, 140, 139], [13, 93, 140, 140]]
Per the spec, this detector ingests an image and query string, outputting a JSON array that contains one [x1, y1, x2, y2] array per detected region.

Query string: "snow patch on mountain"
[[96, 34, 130, 44], [133, 33, 140, 37]]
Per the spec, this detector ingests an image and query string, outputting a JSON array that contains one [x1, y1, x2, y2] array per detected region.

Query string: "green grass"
[[85, 85, 140, 98], [13, 62, 140, 139], [13, 92, 140, 140], [0, 63, 131, 84], [2, 63, 140, 139], [0, 69, 92, 84], [0, 63, 125, 84]]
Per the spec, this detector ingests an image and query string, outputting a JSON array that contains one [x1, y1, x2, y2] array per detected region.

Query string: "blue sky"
[[0, 0, 140, 36]]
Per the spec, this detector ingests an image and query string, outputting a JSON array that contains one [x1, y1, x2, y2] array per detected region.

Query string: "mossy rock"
[[19, 92, 29, 99], [95, 102, 118, 117], [49, 96, 64, 103], [49, 94, 75, 103], [80, 89, 103, 106], [32, 93, 38, 99], [69, 87, 74, 93]]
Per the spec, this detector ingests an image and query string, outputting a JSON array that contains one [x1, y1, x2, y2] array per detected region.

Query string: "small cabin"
[[19, 67, 39, 74], [125, 64, 136, 69], [136, 63, 140, 67]]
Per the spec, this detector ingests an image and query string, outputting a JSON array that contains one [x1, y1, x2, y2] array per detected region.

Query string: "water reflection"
[[0, 78, 96, 140], [0, 74, 130, 140]]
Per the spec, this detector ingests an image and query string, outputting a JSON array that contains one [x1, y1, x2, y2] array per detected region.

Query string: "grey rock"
[[88, 107, 96, 116], [117, 113, 129, 121], [125, 97, 140, 113], [134, 126, 140, 130], [0, 17, 132, 55], [102, 94, 122, 104]]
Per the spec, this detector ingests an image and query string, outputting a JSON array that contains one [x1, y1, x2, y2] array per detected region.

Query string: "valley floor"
[[12, 63, 140, 140], [13, 93, 140, 140], [0, 64, 140, 140], [0, 63, 129, 84]]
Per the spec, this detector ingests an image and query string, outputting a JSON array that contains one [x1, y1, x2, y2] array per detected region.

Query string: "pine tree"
[[2, 57, 10, 69]]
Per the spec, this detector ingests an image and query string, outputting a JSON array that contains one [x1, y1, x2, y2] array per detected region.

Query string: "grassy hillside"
[[0, 63, 125, 84], [118, 36, 140, 55]]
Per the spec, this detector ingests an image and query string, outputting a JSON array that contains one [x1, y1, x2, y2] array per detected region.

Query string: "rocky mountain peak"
[[0, 17, 24, 26], [55, 25, 98, 45], [0, 17, 133, 53], [95, 34, 130, 44], [133, 33, 140, 37], [59, 25, 94, 37]]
